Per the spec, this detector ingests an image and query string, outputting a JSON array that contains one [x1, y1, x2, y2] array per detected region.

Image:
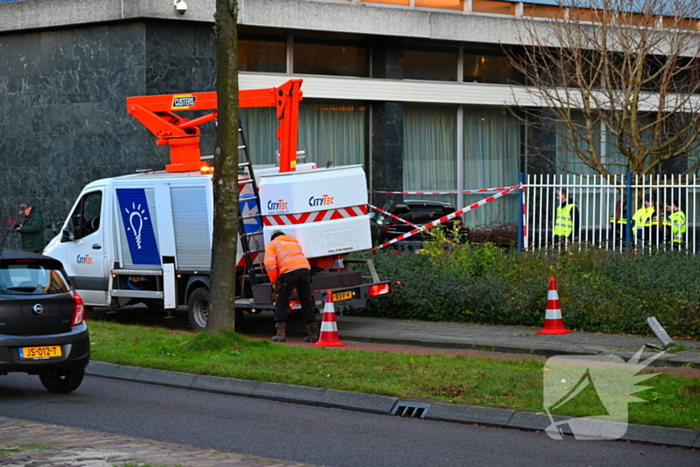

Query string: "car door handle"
[[92, 244, 102, 250]]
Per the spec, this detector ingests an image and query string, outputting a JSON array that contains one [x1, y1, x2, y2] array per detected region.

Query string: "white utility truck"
[[43, 80, 393, 329]]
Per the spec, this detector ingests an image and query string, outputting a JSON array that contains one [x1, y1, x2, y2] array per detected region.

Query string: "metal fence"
[[522, 173, 700, 253]]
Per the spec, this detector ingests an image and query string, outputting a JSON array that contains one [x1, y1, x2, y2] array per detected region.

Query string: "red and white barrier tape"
[[369, 185, 517, 195], [371, 184, 523, 251], [367, 204, 419, 228]]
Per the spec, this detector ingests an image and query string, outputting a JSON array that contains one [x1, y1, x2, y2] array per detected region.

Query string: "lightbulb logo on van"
[[116, 189, 161, 266], [309, 194, 334, 207], [124, 203, 148, 249]]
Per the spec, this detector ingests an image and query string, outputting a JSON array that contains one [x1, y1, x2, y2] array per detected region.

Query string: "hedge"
[[349, 241, 700, 339]]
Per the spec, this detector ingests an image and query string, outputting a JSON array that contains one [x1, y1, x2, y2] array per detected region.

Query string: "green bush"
[[349, 243, 700, 339]]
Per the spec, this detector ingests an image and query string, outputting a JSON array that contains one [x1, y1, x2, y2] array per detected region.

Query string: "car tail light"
[[369, 283, 391, 297], [288, 298, 301, 310], [72, 292, 85, 326]]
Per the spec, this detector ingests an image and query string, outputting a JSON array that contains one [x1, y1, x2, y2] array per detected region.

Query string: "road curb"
[[87, 361, 699, 448]]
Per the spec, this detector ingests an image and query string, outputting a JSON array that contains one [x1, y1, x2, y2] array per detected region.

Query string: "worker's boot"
[[271, 322, 287, 342], [303, 322, 318, 343]]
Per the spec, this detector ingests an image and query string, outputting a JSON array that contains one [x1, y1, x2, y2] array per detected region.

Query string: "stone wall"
[[0, 20, 216, 250]]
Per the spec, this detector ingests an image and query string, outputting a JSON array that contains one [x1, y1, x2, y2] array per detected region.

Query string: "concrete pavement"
[[0, 416, 307, 466], [2, 316, 698, 466]]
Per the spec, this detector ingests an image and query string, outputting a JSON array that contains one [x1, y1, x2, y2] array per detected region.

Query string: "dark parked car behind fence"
[[370, 200, 470, 249]]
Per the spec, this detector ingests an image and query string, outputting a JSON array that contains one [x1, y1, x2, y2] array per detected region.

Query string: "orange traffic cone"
[[536, 277, 573, 335], [311, 290, 347, 347]]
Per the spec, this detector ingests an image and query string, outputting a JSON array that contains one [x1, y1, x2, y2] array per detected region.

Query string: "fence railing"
[[521, 172, 699, 253]]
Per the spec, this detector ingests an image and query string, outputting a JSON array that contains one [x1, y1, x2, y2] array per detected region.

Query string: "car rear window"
[[404, 209, 449, 223], [0, 263, 71, 295]]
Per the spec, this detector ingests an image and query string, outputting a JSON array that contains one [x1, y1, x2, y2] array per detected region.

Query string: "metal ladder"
[[237, 122, 266, 288]]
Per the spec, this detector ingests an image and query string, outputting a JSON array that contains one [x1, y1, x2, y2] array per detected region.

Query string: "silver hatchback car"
[[0, 251, 90, 393]]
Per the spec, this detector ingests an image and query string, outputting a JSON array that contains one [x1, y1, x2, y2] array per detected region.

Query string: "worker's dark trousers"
[[274, 268, 316, 324]]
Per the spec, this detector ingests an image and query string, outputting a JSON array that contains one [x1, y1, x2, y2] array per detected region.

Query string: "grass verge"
[[89, 320, 700, 431]]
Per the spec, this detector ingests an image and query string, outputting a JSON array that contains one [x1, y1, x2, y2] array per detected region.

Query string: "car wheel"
[[39, 368, 85, 394], [187, 288, 210, 331]]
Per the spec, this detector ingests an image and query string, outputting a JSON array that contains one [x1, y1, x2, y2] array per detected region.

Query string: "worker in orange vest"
[[264, 231, 318, 343]]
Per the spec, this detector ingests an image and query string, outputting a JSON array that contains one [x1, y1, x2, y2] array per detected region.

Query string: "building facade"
[[2, 0, 686, 249]]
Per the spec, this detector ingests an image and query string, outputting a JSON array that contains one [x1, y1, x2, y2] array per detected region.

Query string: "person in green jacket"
[[14, 203, 45, 253]]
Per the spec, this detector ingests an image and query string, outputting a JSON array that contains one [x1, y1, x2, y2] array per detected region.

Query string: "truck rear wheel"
[[187, 288, 210, 331]]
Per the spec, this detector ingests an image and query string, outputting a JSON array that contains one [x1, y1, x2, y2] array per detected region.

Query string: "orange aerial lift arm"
[[126, 79, 303, 173]]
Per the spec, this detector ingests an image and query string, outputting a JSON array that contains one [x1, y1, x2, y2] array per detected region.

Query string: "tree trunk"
[[207, 0, 239, 333]]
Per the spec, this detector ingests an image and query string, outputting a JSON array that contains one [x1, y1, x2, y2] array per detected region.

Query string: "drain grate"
[[390, 401, 432, 419]]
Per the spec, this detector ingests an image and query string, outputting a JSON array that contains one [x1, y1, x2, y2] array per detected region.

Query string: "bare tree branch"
[[508, 0, 700, 177]]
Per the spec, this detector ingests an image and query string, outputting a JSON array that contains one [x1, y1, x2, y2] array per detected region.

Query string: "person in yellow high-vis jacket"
[[632, 193, 658, 245], [660, 198, 686, 250], [553, 189, 579, 249]]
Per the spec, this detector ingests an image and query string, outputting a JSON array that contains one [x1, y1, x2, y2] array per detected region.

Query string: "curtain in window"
[[404, 105, 457, 207], [240, 107, 278, 165], [240, 101, 366, 167], [298, 102, 366, 167], [555, 111, 601, 176], [463, 107, 519, 225]]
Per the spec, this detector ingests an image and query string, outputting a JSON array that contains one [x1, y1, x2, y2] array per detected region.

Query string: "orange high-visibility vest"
[[264, 235, 310, 283]]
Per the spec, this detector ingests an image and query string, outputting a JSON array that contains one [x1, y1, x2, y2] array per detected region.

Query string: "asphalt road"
[[1, 373, 697, 467]]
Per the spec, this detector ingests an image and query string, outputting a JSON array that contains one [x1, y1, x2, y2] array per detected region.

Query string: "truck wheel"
[[39, 368, 85, 394], [187, 288, 210, 331]]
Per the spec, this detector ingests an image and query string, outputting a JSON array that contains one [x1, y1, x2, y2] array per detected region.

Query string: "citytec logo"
[[309, 194, 335, 207], [76, 254, 93, 265], [267, 199, 289, 211]]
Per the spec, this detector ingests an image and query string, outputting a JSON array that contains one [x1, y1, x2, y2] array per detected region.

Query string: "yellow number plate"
[[333, 290, 354, 302], [19, 346, 62, 360]]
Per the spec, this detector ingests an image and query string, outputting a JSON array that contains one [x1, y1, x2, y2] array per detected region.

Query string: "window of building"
[[240, 108, 278, 165], [415, 0, 463, 12], [239, 33, 286, 73], [404, 105, 458, 207], [404, 45, 458, 82], [463, 107, 520, 225], [241, 101, 366, 167], [472, 0, 515, 15], [523, 4, 563, 19], [298, 101, 367, 167], [293, 38, 369, 77], [463, 48, 524, 85], [363, 0, 410, 5]]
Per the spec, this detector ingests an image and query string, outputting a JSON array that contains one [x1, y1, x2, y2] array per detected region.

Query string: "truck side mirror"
[[61, 228, 75, 243]]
